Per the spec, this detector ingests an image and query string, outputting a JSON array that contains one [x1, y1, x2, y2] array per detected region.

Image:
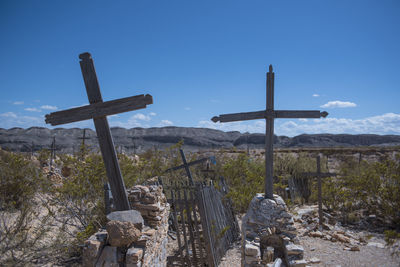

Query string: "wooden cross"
[[78, 129, 91, 160], [165, 149, 216, 185], [302, 155, 336, 226], [49, 136, 58, 171], [45, 52, 153, 211], [211, 65, 328, 199]]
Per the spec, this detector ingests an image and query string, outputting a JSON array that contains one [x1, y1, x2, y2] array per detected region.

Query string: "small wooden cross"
[[49, 136, 59, 171], [78, 129, 91, 160], [45, 52, 153, 211], [302, 155, 336, 226], [165, 149, 216, 185], [128, 136, 138, 155], [211, 65, 328, 199]]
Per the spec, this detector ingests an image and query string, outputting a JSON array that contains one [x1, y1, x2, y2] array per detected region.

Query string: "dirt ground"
[[218, 213, 400, 267]]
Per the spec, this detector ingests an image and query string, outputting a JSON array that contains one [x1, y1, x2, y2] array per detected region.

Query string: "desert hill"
[[1, 127, 399, 154]]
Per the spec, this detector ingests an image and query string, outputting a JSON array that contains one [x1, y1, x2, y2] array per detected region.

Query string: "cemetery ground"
[[1, 145, 400, 266]]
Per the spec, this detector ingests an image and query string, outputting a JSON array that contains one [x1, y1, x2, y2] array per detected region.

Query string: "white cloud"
[[1, 112, 17, 118], [320, 101, 356, 108], [198, 113, 400, 136], [24, 107, 41, 112], [160, 120, 173, 126], [110, 113, 153, 128], [198, 120, 265, 133], [133, 113, 151, 121], [0, 112, 44, 128], [312, 94, 319, 97], [149, 112, 157, 116], [40, 105, 58, 110], [13, 101, 24, 105], [277, 113, 400, 136]]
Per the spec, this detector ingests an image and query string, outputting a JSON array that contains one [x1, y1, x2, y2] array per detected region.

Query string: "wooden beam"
[[79, 52, 131, 211], [45, 94, 153, 126], [265, 65, 274, 199], [275, 110, 328, 118], [211, 109, 328, 123], [165, 157, 211, 172], [211, 110, 265, 123]]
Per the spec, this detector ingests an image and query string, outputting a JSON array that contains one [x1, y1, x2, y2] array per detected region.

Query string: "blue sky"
[[1, 0, 399, 136]]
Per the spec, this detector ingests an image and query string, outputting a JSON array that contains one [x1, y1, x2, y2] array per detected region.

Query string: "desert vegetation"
[[0, 143, 399, 265]]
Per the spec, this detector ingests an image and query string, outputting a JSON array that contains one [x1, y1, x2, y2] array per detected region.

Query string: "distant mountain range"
[[1, 127, 399, 154]]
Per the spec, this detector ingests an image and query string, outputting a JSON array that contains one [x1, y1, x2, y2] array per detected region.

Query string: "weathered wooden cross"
[[211, 65, 328, 199], [49, 136, 58, 171], [78, 129, 91, 160], [302, 155, 336, 226], [165, 149, 216, 185], [45, 52, 153, 211]]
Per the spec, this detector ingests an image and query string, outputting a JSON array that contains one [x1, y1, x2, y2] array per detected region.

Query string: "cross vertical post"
[[79, 53, 131, 211], [180, 149, 194, 185], [265, 65, 275, 199], [316, 156, 323, 226]]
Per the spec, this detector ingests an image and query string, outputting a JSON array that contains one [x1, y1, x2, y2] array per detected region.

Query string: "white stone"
[[290, 259, 307, 267], [286, 244, 304, 255], [245, 243, 260, 256], [367, 242, 385, 248], [309, 257, 320, 263]]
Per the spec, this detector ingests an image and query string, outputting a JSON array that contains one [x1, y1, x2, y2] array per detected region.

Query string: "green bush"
[[0, 150, 51, 266], [323, 156, 400, 227]]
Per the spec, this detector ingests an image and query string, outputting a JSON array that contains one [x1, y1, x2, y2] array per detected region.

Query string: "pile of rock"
[[83, 185, 170, 267], [292, 205, 375, 251], [242, 194, 306, 267], [127, 185, 168, 228]]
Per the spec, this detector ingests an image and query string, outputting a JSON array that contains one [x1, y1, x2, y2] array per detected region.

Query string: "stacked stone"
[[82, 185, 170, 267], [242, 194, 306, 267], [127, 185, 168, 229]]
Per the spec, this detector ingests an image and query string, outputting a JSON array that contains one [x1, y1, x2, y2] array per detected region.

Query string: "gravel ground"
[[168, 213, 400, 267], [301, 235, 400, 267], [218, 234, 400, 267]]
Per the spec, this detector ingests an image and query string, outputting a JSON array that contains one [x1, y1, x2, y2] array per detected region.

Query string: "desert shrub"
[[323, 156, 400, 227], [43, 152, 108, 258], [216, 153, 264, 212], [0, 150, 52, 266], [0, 149, 45, 209]]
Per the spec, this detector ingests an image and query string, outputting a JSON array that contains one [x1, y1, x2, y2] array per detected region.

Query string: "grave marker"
[[45, 52, 153, 211], [165, 149, 216, 185], [302, 155, 336, 226], [78, 129, 91, 160], [211, 65, 328, 199]]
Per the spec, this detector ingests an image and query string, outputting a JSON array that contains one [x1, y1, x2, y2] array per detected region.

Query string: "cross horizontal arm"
[[45, 94, 153, 126], [164, 157, 211, 172], [211, 110, 265, 123], [211, 110, 328, 123], [275, 110, 328, 118]]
